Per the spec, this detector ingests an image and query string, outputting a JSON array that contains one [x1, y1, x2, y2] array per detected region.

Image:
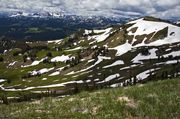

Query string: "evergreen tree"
[[23, 55, 28, 62], [0, 57, 3, 62], [133, 76, 137, 85], [46, 52, 53, 57], [1, 94, 9, 105]]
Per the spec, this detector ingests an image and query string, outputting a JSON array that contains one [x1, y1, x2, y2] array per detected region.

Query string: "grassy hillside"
[[0, 77, 180, 119], [0, 17, 180, 108]]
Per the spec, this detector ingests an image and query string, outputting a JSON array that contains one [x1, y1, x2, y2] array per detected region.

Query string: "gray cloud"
[[0, 0, 179, 19]]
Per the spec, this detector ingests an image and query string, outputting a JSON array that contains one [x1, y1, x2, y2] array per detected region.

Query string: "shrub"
[[7, 79, 12, 84], [141, 48, 150, 56], [43, 58, 50, 63], [0, 57, 3, 62], [23, 55, 28, 62], [46, 52, 53, 57], [13, 51, 21, 56]]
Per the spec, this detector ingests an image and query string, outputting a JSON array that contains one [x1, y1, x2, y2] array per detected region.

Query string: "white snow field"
[[51, 55, 74, 62]]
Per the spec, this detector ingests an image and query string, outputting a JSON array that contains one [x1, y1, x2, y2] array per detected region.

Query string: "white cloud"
[[0, 0, 179, 19], [155, 0, 179, 7]]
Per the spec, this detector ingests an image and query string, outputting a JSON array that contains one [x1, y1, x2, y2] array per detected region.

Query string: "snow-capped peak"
[[10, 12, 29, 17], [111, 17, 180, 56], [127, 18, 178, 36], [9, 11, 64, 18], [126, 17, 180, 44]]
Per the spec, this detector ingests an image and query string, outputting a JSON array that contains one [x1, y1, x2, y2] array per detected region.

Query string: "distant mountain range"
[[0, 13, 132, 41], [0, 11, 140, 19], [0, 11, 179, 41]]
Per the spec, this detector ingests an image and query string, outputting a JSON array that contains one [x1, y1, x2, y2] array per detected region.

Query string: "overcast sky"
[[0, 0, 179, 19]]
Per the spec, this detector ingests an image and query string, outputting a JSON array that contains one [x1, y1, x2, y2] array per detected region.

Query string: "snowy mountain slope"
[[0, 17, 180, 99], [126, 18, 180, 45], [83, 17, 180, 56]]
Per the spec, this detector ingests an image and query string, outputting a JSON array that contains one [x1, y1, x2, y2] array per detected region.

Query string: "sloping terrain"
[[0, 16, 180, 100], [0, 37, 29, 53], [0, 78, 180, 119]]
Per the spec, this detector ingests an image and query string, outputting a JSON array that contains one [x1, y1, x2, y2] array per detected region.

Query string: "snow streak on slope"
[[64, 56, 111, 76], [111, 40, 132, 56], [84, 28, 113, 43], [21, 57, 48, 67], [49, 71, 60, 76], [103, 60, 124, 68], [163, 51, 180, 58], [137, 68, 160, 80], [29, 68, 54, 76], [132, 48, 158, 64], [0, 79, 6, 83], [51, 55, 74, 62]]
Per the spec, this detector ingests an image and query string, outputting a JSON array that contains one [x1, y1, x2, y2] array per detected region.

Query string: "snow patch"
[[110, 82, 123, 88], [103, 60, 124, 68], [166, 60, 179, 64], [49, 71, 60, 76], [22, 57, 47, 67], [0, 79, 6, 83], [42, 78, 47, 81], [132, 48, 158, 63], [29, 67, 54, 76], [120, 64, 138, 70], [74, 56, 111, 74], [4, 50, 7, 53], [51, 55, 74, 62], [88, 59, 95, 63], [137, 68, 160, 80], [163, 51, 180, 58], [66, 47, 82, 51], [48, 39, 62, 44], [8, 61, 17, 66], [85, 28, 113, 43], [111, 40, 132, 56]]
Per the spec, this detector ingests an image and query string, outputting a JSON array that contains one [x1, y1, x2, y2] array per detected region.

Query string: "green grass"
[[0, 78, 180, 119], [26, 28, 44, 33]]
